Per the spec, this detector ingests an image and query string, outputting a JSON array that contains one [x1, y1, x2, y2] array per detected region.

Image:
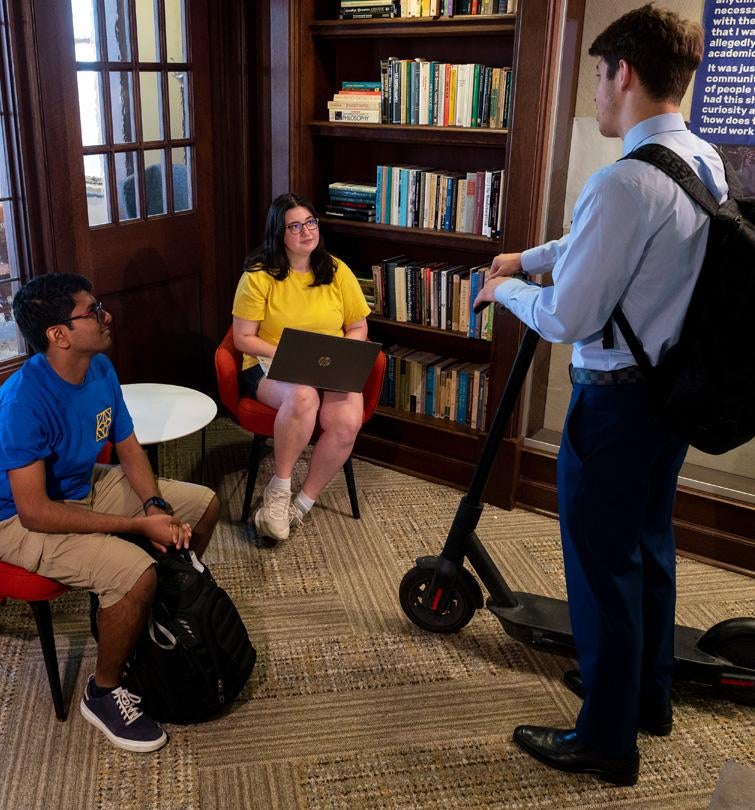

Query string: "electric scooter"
[[399, 317, 755, 705]]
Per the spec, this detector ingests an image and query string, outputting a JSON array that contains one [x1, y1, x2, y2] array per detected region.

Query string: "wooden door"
[[16, 0, 217, 387]]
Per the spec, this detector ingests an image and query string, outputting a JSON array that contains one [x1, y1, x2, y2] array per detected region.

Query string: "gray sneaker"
[[254, 481, 291, 542], [80, 675, 167, 753]]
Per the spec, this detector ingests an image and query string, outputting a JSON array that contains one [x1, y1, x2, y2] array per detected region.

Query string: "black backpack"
[[607, 144, 755, 455], [124, 550, 256, 724]]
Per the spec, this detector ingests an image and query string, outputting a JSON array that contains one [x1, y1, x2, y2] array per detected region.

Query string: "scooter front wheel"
[[399, 565, 478, 634]]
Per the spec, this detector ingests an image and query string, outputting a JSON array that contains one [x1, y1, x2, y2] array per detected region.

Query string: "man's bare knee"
[[123, 564, 157, 607], [192, 494, 220, 557]]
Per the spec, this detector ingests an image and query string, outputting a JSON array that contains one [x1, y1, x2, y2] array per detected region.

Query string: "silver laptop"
[[266, 328, 381, 393]]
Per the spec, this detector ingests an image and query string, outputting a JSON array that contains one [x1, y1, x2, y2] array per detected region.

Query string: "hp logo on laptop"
[[318, 355, 332, 367]]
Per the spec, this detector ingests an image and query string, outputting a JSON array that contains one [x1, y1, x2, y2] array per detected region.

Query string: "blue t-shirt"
[[0, 353, 134, 519]]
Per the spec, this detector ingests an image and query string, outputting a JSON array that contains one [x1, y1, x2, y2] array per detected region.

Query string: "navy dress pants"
[[557, 380, 687, 758]]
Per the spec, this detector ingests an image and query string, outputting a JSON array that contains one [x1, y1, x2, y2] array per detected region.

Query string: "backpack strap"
[[608, 303, 655, 379], [623, 143, 721, 216], [601, 142, 727, 357]]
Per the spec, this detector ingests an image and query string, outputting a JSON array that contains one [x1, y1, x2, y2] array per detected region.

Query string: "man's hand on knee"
[[138, 513, 192, 553]]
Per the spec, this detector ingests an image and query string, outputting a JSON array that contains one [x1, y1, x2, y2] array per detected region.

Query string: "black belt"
[[569, 364, 645, 386]]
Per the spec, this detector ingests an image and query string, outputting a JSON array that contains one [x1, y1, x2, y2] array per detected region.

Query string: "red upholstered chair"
[[0, 564, 69, 719], [0, 442, 114, 721], [215, 326, 386, 523]]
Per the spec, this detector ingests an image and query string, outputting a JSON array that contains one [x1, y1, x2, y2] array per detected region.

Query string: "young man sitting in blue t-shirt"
[[0, 273, 220, 753]]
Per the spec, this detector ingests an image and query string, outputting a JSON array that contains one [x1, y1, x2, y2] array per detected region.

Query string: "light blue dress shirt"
[[494, 113, 728, 370]]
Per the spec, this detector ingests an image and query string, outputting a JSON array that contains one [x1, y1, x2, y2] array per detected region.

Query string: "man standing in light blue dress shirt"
[[474, 4, 727, 787]]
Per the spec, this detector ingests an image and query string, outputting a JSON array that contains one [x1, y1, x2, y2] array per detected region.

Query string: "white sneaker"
[[254, 482, 291, 542], [289, 501, 306, 530]]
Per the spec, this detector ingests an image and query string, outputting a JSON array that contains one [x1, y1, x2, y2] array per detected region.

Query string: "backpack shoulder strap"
[[622, 143, 720, 217]]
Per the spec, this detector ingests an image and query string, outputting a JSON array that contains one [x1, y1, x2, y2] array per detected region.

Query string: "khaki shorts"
[[0, 465, 215, 608]]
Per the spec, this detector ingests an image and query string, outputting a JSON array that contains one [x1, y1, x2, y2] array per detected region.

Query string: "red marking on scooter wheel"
[[720, 677, 754, 688], [431, 588, 444, 611]]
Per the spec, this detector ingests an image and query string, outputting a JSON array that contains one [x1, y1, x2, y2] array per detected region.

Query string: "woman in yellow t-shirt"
[[232, 193, 371, 544]]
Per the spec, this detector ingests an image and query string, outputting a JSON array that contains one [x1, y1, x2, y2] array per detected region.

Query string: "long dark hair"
[[243, 193, 337, 286]]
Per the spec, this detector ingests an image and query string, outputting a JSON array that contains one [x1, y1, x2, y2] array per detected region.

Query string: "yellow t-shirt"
[[232, 257, 371, 370]]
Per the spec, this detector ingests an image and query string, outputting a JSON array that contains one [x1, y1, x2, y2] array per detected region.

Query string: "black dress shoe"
[[562, 669, 673, 736], [513, 725, 639, 786]]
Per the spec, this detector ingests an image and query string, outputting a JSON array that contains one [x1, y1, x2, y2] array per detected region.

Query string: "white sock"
[[270, 475, 291, 493], [293, 491, 315, 515]]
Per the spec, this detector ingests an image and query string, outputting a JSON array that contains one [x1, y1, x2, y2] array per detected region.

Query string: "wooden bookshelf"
[[319, 216, 498, 252], [278, 0, 580, 508], [309, 121, 508, 147], [310, 15, 517, 39]]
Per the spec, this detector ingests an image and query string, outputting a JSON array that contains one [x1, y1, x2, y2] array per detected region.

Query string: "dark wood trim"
[[310, 16, 516, 39], [320, 217, 499, 252], [9, 0, 83, 277], [310, 121, 508, 147], [208, 0, 257, 342], [517, 446, 755, 574]]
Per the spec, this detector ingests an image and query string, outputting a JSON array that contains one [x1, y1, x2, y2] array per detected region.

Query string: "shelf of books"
[[285, 0, 563, 498]]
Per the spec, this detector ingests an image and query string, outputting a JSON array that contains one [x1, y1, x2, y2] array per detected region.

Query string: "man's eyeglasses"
[[285, 217, 319, 235], [69, 301, 105, 326]]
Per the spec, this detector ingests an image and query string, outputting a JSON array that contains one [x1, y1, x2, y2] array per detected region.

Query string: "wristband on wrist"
[[143, 496, 174, 515]]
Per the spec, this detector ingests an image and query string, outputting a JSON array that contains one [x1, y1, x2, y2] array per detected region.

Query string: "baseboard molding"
[[517, 447, 755, 574]]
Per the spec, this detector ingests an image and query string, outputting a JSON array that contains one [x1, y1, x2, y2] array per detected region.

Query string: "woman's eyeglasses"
[[69, 301, 105, 326], [285, 217, 319, 235]]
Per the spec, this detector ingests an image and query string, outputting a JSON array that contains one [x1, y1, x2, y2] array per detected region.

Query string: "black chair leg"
[[343, 456, 360, 519], [241, 434, 267, 523], [29, 600, 66, 721]]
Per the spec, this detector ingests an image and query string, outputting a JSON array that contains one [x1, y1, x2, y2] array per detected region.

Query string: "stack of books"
[[375, 165, 504, 238], [395, 0, 516, 16], [338, 1, 399, 19], [327, 81, 382, 123], [326, 182, 378, 222], [380, 344, 491, 430], [370, 254, 495, 340], [378, 59, 512, 128]]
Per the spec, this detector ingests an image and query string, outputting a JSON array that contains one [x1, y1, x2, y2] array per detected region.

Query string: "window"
[[0, 0, 31, 364], [72, 0, 194, 227]]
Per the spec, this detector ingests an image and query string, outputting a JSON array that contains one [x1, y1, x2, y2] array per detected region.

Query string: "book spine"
[[419, 61, 430, 126], [456, 371, 469, 424], [503, 67, 513, 128], [398, 168, 409, 227], [383, 165, 393, 225], [443, 176, 454, 231], [329, 181, 378, 194], [482, 171, 492, 238], [411, 60, 421, 125], [391, 60, 400, 124], [371, 264, 383, 316], [468, 269, 480, 337], [380, 59, 392, 123], [375, 165, 383, 224], [385, 263, 397, 320]]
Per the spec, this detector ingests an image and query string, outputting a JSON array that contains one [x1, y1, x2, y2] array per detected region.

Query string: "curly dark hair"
[[589, 4, 703, 104], [13, 273, 93, 353], [243, 193, 337, 286]]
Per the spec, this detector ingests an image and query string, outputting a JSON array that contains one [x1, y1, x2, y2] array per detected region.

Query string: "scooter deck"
[[488, 594, 751, 686], [488, 592, 575, 657]]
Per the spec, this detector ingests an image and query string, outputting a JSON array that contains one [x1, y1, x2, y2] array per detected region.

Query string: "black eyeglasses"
[[285, 217, 319, 235], [69, 301, 105, 326]]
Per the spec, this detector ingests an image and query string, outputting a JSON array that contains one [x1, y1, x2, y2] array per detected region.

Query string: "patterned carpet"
[[0, 417, 753, 809]]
